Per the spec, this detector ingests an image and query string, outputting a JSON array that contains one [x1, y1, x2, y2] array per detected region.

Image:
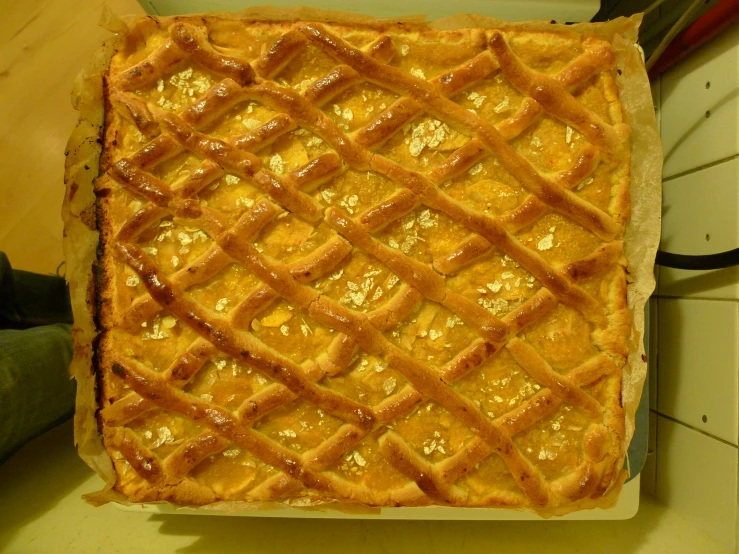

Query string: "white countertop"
[[0, 420, 727, 553]]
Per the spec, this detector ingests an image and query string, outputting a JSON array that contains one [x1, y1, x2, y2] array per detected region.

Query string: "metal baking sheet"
[[136, 0, 601, 23]]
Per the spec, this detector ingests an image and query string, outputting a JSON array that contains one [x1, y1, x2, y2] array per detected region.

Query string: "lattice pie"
[[91, 15, 632, 512]]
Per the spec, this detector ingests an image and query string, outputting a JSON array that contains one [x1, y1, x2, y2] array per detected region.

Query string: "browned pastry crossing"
[[92, 16, 632, 512]]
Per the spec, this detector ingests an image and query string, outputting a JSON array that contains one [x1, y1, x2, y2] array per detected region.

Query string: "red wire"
[[647, 0, 739, 79]]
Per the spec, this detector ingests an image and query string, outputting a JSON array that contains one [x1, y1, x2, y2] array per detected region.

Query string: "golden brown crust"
[[90, 15, 632, 512]]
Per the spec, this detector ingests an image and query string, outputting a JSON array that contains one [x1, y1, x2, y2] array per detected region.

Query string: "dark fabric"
[[0, 252, 73, 330], [0, 253, 75, 464], [0, 324, 75, 464]]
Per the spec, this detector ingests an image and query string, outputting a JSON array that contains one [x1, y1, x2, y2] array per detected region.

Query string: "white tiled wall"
[[655, 417, 738, 552], [657, 298, 738, 444], [648, 18, 739, 553], [661, 19, 739, 179], [659, 158, 739, 299]]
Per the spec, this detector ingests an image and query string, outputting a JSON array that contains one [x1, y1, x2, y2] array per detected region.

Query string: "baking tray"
[[136, 0, 601, 23], [99, 6, 652, 521]]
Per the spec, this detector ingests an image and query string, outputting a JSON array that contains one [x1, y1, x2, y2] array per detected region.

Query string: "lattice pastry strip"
[[182, 212, 621, 503], [110, 21, 603, 337], [106, 33, 406, 332], [91, 15, 632, 512], [114, 191, 609, 506]]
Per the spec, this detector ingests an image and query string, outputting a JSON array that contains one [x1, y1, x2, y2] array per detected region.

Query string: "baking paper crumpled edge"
[[62, 14, 120, 505], [63, 6, 661, 515]]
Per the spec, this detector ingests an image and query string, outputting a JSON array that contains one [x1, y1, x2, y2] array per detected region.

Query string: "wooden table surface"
[[0, 0, 144, 274]]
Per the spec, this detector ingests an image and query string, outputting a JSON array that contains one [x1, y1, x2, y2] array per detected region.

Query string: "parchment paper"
[[64, 6, 661, 515]]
